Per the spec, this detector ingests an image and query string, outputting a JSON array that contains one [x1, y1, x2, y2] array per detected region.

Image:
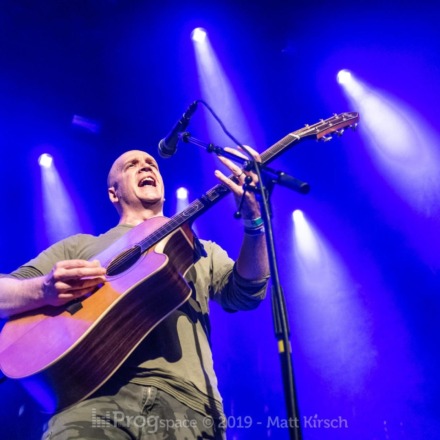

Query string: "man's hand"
[[214, 145, 262, 219], [214, 146, 269, 280], [42, 259, 107, 307]]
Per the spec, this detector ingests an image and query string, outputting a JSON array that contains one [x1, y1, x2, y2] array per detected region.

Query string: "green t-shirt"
[[10, 222, 268, 419]]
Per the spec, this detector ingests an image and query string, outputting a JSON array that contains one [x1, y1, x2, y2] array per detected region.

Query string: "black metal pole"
[[181, 134, 304, 439], [256, 175, 303, 440]]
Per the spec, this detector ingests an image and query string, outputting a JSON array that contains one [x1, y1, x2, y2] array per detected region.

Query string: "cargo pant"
[[41, 382, 226, 439]]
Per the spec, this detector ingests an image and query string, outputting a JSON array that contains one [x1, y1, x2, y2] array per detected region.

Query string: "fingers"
[[236, 145, 261, 162], [219, 146, 261, 177], [57, 286, 101, 300], [214, 169, 243, 195], [223, 145, 261, 162], [214, 146, 262, 219], [43, 259, 107, 306], [215, 145, 261, 195], [216, 150, 245, 182], [53, 276, 106, 294], [52, 259, 106, 281]]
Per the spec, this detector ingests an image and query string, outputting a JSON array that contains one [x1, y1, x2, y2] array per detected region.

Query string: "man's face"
[[107, 150, 165, 214]]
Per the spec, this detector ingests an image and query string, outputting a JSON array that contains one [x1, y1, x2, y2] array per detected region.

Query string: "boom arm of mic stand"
[[179, 132, 249, 163], [180, 132, 310, 195], [259, 166, 310, 195]]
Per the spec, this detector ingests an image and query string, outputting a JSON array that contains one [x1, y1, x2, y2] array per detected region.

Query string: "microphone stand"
[[181, 133, 304, 440]]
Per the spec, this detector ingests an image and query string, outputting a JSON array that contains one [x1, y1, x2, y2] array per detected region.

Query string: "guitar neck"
[[136, 184, 233, 253]]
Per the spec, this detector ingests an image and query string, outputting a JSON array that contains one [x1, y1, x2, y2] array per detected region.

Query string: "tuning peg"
[[336, 129, 345, 136], [350, 123, 358, 131], [321, 135, 333, 142]]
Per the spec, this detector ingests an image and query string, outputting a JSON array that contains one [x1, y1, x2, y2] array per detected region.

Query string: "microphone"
[[158, 101, 198, 158]]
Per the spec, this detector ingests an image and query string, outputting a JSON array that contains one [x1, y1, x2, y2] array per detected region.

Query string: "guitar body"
[[0, 217, 195, 412]]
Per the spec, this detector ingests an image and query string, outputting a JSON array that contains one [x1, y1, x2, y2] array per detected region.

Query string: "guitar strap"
[[179, 280, 212, 347], [193, 233, 207, 260]]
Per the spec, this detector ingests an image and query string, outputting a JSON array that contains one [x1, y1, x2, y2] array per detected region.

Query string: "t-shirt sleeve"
[[204, 240, 268, 312], [8, 236, 81, 279]]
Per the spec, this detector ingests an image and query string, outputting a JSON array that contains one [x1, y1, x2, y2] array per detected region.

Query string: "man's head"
[[107, 150, 165, 222]]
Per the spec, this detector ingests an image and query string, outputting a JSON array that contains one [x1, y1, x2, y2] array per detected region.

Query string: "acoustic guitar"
[[0, 112, 359, 412]]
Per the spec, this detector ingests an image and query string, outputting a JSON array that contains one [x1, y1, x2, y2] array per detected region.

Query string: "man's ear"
[[108, 186, 118, 203]]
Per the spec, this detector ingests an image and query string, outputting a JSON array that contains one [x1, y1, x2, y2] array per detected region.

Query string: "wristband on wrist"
[[244, 226, 265, 236], [242, 216, 264, 229]]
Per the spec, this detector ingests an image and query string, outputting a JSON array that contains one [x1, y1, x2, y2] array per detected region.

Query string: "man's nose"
[[139, 163, 153, 172]]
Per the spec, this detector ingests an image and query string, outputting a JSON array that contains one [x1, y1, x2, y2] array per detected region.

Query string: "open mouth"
[[138, 176, 156, 187]]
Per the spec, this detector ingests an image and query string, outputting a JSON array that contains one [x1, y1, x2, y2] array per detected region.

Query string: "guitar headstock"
[[256, 111, 360, 168], [296, 112, 359, 142]]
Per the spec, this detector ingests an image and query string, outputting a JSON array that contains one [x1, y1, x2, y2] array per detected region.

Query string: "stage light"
[[176, 187, 189, 200], [191, 28, 207, 43], [339, 72, 440, 217], [175, 186, 190, 216], [292, 209, 304, 222], [37, 152, 83, 245], [191, 24, 256, 149], [292, 209, 322, 265], [291, 210, 375, 393], [38, 154, 53, 168], [337, 69, 352, 85]]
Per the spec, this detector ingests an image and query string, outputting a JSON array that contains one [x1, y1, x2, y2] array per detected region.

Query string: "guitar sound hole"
[[107, 246, 142, 276]]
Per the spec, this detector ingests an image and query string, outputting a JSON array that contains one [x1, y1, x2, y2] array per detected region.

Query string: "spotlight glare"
[[191, 27, 207, 43], [337, 69, 352, 85], [38, 154, 53, 168], [292, 209, 304, 222], [176, 187, 189, 200]]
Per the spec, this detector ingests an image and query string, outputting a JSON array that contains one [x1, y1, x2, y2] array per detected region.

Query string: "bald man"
[[0, 149, 269, 439]]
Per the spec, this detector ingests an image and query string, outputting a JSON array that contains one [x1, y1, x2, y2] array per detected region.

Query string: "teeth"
[[140, 177, 155, 187]]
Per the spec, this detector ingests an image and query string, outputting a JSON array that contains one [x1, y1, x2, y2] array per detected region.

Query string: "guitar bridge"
[[65, 301, 83, 315]]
